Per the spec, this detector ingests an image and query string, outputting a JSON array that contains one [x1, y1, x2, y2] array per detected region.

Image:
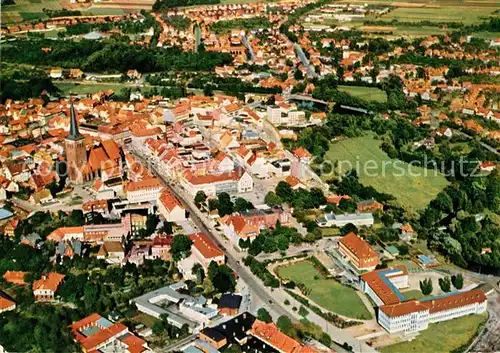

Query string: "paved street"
[[130, 147, 377, 353]]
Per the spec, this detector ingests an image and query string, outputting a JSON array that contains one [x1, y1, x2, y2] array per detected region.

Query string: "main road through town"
[[130, 148, 377, 353], [130, 150, 291, 319]]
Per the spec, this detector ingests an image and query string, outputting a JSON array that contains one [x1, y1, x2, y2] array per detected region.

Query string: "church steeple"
[[67, 97, 83, 141]]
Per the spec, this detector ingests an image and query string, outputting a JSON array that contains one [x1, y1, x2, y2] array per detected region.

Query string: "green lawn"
[[277, 260, 372, 320], [401, 289, 426, 300], [323, 135, 449, 211], [380, 6, 497, 25], [56, 83, 129, 95], [338, 85, 387, 103], [380, 314, 487, 353]]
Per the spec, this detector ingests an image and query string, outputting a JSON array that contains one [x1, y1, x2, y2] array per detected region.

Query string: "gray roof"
[[131, 283, 197, 329], [66, 98, 83, 141]]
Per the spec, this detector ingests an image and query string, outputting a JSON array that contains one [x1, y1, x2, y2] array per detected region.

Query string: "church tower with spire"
[[64, 98, 87, 183]]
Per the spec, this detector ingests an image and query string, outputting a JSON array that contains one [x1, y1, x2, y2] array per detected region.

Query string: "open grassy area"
[[277, 260, 372, 320], [338, 85, 387, 103], [401, 289, 426, 300], [381, 6, 496, 25], [56, 82, 129, 95], [323, 135, 449, 211], [380, 314, 487, 353]]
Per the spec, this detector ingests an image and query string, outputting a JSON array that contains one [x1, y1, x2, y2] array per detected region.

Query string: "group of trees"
[[270, 181, 327, 210], [189, 75, 282, 96], [240, 223, 302, 255], [2, 39, 233, 74], [421, 170, 500, 270], [419, 274, 464, 296], [209, 17, 271, 34], [203, 192, 254, 217], [153, 0, 219, 11], [243, 256, 280, 287]]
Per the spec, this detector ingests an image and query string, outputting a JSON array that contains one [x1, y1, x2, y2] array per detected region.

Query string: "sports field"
[[323, 135, 449, 211], [338, 85, 387, 103], [380, 314, 487, 353], [277, 260, 372, 320]]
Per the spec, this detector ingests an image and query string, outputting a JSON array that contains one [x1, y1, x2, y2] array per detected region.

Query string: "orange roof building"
[[32, 272, 65, 302], [157, 188, 186, 223], [189, 232, 225, 269], [3, 271, 28, 285], [338, 232, 379, 271], [378, 288, 487, 334], [0, 295, 16, 313], [70, 313, 150, 353], [250, 320, 319, 353]]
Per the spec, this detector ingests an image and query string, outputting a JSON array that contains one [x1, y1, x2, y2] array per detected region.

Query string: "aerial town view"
[[0, 0, 499, 351]]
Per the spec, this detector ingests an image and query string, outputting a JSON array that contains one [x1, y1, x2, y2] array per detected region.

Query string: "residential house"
[[157, 188, 186, 223], [32, 272, 65, 301]]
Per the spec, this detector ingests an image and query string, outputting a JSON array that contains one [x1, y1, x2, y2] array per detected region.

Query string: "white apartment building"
[[378, 288, 487, 334], [362, 265, 488, 335], [180, 169, 253, 197]]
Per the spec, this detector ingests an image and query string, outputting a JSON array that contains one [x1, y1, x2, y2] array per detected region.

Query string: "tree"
[[338, 198, 356, 213], [194, 191, 207, 206], [208, 198, 219, 211], [451, 273, 464, 289], [439, 276, 452, 293], [217, 192, 234, 217], [257, 308, 272, 323], [192, 263, 205, 284], [265, 192, 283, 207], [276, 181, 294, 203], [208, 261, 236, 293], [234, 197, 254, 213], [276, 315, 295, 337], [170, 234, 193, 261], [419, 278, 433, 295], [298, 306, 309, 317]]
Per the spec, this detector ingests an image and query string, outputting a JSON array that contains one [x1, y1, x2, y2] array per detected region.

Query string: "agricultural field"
[[277, 260, 372, 320], [305, 0, 498, 38], [380, 314, 487, 353], [380, 6, 496, 25], [0, 0, 62, 24], [323, 135, 449, 211], [338, 85, 387, 103]]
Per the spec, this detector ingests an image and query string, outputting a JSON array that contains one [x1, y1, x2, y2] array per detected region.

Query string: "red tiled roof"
[[380, 288, 487, 318], [184, 168, 244, 185], [0, 296, 15, 310], [339, 232, 378, 263], [250, 320, 318, 353], [422, 288, 487, 314], [127, 177, 162, 192], [3, 271, 28, 285], [32, 272, 65, 292], [361, 266, 408, 305], [379, 300, 428, 318], [189, 232, 224, 260], [158, 188, 184, 212]]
